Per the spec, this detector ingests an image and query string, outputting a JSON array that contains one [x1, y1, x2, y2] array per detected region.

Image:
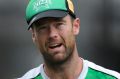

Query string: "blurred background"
[[0, 0, 120, 79]]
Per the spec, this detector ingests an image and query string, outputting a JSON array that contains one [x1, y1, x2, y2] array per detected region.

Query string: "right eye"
[[36, 25, 48, 32], [39, 25, 47, 29]]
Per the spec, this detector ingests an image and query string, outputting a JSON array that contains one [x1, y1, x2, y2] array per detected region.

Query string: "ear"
[[73, 18, 80, 35], [29, 28, 36, 43]]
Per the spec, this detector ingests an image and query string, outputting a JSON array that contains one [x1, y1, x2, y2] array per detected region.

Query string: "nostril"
[[48, 34, 58, 41], [49, 31, 58, 38]]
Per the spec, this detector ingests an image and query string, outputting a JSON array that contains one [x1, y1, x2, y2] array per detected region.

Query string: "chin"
[[49, 54, 66, 64], [43, 46, 74, 65], [47, 52, 72, 65]]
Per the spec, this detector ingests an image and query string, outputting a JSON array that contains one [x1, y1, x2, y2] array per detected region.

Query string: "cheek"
[[62, 30, 75, 47], [68, 34, 75, 45], [35, 35, 47, 51]]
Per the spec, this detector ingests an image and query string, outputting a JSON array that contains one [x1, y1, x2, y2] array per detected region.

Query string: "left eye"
[[56, 23, 64, 27]]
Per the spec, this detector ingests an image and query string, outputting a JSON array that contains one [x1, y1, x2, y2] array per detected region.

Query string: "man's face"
[[31, 15, 80, 64]]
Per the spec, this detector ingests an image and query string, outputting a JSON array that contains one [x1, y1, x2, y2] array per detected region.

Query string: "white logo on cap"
[[33, 0, 52, 12]]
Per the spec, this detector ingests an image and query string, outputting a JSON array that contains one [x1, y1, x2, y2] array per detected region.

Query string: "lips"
[[48, 43, 62, 49]]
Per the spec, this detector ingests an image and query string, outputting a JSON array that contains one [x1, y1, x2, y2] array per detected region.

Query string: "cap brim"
[[28, 10, 68, 30]]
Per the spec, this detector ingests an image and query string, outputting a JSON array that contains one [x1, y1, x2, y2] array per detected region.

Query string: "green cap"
[[26, 0, 76, 29]]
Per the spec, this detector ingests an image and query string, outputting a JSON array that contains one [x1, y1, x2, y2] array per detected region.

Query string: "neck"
[[44, 45, 83, 79]]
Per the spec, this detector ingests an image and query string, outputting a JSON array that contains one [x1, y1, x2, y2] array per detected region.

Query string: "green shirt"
[[18, 59, 120, 79]]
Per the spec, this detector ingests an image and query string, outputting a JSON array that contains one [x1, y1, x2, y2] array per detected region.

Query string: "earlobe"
[[73, 18, 80, 35]]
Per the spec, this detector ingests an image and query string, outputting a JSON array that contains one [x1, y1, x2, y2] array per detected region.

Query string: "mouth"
[[48, 43, 62, 49]]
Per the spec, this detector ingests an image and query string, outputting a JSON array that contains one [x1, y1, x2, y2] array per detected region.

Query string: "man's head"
[[26, 0, 76, 29], [26, 0, 80, 65], [31, 15, 80, 65]]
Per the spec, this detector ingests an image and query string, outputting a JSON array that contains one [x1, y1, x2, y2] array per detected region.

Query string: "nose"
[[48, 25, 58, 39]]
